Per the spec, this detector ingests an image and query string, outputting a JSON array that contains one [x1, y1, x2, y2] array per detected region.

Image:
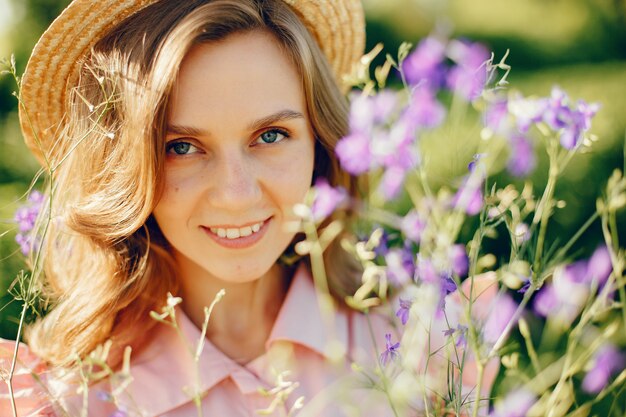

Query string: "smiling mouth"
[[204, 217, 271, 240], [201, 217, 271, 250], [209, 221, 263, 239]]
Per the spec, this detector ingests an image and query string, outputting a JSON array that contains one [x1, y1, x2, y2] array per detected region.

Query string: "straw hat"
[[19, 0, 365, 165]]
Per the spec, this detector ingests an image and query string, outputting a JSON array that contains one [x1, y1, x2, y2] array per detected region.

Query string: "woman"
[[1, 0, 397, 415]]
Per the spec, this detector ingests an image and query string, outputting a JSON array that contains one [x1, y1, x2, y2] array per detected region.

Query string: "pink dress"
[[1, 265, 399, 416]]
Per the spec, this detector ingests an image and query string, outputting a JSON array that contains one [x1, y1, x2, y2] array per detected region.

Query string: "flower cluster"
[[485, 86, 600, 177], [307, 32, 624, 417], [14, 191, 44, 256], [336, 90, 424, 200]]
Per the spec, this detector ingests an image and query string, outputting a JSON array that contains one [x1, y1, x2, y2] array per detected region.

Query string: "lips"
[[201, 217, 272, 249]]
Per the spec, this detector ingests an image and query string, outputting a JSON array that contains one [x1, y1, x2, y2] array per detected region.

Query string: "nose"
[[206, 150, 262, 211]]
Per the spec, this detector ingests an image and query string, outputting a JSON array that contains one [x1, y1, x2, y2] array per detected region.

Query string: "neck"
[[174, 255, 291, 364]]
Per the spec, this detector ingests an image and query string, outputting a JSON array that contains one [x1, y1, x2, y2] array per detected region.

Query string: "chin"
[[203, 258, 279, 284]]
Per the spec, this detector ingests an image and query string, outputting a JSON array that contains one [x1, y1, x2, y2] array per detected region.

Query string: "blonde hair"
[[26, 0, 361, 367]]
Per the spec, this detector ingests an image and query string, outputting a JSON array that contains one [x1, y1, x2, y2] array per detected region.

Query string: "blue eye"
[[256, 129, 289, 145], [166, 141, 198, 155]]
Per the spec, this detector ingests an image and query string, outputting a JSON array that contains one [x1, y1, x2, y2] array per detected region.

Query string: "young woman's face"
[[153, 30, 315, 283]]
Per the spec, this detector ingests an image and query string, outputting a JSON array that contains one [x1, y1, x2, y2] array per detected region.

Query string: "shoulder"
[[0, 339, 56, 416]]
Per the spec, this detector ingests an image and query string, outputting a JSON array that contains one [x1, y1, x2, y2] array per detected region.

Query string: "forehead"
[[168, 30, 305, 127]]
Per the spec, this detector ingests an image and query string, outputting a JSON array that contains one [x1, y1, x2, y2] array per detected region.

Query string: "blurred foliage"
[[1, 0, 625, 348]]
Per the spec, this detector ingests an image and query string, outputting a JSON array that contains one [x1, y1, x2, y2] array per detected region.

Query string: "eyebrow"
[[166, 109, 305, 136]]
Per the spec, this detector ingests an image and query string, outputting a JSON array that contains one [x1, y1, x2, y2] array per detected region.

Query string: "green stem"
[[533, 145, 559, 282], [471, 362, 485, 417], [520, 319, 542, 375], [7, 301, 29, 417], [601, 211, 626, 332], [609, 211, 620, 251], [365, 316, 400, 417]]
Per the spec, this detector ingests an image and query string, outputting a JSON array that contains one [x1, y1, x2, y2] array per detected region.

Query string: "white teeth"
[[226, 229, 240, 239], [209, 220, 265, 240]]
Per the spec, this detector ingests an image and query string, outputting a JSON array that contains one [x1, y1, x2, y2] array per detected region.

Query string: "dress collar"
[[265, 262, 350, 358], [116, 262, 350, 416]]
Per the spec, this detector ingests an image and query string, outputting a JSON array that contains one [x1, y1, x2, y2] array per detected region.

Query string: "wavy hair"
[[25, 0, 361, 367]]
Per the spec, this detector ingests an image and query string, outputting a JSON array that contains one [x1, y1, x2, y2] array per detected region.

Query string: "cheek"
[[272, 143, 315, 203], [153, 167, 204, 223], [160, 165, 207, 201]]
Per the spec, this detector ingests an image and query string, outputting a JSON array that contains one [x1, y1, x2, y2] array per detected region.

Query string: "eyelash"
[[165, 128, 291, 156], [253, 128, 290, 145]]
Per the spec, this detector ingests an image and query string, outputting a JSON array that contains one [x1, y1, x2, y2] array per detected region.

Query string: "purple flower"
[[378, 166, 407, 201], [453, 174, 484, 215], [443, 325, 468, 348], [336, 131, 372, 175], [349, 95, 375, 133], [491, 388, 536, 417], [377, 127, 420, 170], [379, 333, 400, 366], [402, 36, 447, 87], [448, 39, 490, 72], [533, 283, 560, 318], [372, 90, 399, 124], [395, 298, 412, 325], [534, 262, 590, 324], [28, 190, 44, 204], [448, 244, 469, 277], [483, 294, 518, 345], [587, 245, 612, 288], [455, 325, 468, 348], [385, 248, 415, 286], [507, 135, 536, 177], [403, 86, 446, 130], [541, 87, 599, 150], [562, 260, 588, 283], [15, 234, 33, 257], [508, 94, 547, 133], [443, 327, 455, 337], [310, 178, 348, 221], [415, 256, 439, 284], [542, 87, 572, 131], [14, 191, 44, 256], [582, 344, 625, 393], [400, 209, 426, 243], [373, 229, 389, 257], [442, 275, 457, 295], [576, 99, 600, 131], [559, 121, 582, 150], [438, 275, 458, 313], [484, 98, 512, 136], [416, 257, 457, 314], [447, 63, 486, 102], [446, 40, 490, 101], [109, 411, 128, 417], [14, 193, 42, 232]]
